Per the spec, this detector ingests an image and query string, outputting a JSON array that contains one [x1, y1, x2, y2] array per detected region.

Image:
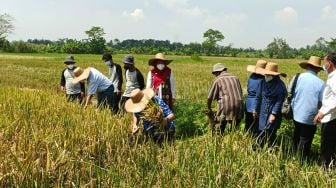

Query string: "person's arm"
[[116, 65, 123, 94], [84, 95, 93, 109], [146, 71, 152, 89], [132, 114, 139, 134], [319, 82, 336, 116], [60, 69, 66, 91], [80, 81, 85, 97], [207, 81, 218, 113], [252, 80, 263, 118], [137, 69, 145, 90], [170, 71, 177, 99]]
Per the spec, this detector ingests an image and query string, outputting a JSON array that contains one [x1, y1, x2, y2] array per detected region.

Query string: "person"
[[102, 53, 123, 113], [125, 88, 175, 145], [290, 56, 324, 158], [207, 63, 244, 135], [60, 55, 85, 103], [314, 52, 336, 167], [72, 67, 114, 111], [119, 55, 145, 112], [245, 60, 267, 136], [146, 53, 176, 109], [252, 62, 287, 147]]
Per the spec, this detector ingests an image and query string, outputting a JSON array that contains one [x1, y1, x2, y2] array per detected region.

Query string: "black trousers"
[[212, 119, 241, 135], [111, 92, 121, 113], [293, 120, 316, 157], [245, 111, 259, 137], [119, 96, 130, 113], [321, 118, 336, 167], [97, 85, 114, 111], [66, 93, 83, 104], [256, 129, 277, 147]]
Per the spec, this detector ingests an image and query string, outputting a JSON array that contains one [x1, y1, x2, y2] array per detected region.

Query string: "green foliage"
[[190, 53, 203, 62], [0, 13, 14, 40], [85, 26, 106, 54]]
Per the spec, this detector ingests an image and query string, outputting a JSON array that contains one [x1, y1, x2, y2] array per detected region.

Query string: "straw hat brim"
[[299, 62, 323, 70], [247, 65, 286, 77], [125, 88, 155, 113], [72, 68, 90, 85], [148, 58, 173, 66]]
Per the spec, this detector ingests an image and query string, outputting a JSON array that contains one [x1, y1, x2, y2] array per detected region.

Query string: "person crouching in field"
[[119, 55, 145, 112], [146, 53, 176, 110], [245, 60, 267, 137], [60, 55, 85, 103], [102, 53, 123, 113], [72, 67, 115, 111], [207, 63, 244, 135], [252, 62, 287, 147], [125, 88, 175, 145]]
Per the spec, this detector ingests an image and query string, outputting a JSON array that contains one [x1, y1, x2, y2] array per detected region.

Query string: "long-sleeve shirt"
[[108, 63, 123, 93], [60, 67, 85, 95], [291, 71, 325, 125], [320, 70, 336, 123], [146, 71, 176, 99], [245, 73, 264, 113], [87, 68, 113, 95]]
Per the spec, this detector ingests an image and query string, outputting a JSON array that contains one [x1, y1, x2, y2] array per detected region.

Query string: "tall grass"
[[0, 53, 334, 186]]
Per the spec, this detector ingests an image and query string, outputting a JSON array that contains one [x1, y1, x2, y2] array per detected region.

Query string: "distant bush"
[[190, 53, 203, 62]]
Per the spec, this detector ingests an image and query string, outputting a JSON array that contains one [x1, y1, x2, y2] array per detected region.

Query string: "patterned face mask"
[[157, 64, 165, 70], [105, 61, 112, 66], [68, 64, 75, 69]]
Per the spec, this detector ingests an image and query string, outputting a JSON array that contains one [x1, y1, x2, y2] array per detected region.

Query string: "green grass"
[[0, 53, 334, 186]]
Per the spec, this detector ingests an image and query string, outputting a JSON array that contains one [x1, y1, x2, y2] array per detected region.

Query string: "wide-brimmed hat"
[[246, 60, 267, 73], [248, 62, 286, 77], [212, 63, 227, 73], [72, 67, 90, 85], [64, 55, 76, 64], [123, 55, 134, 65], [299, 56, 323, 70], [148, 53, 173, 66], [125, 88, 155, 113]]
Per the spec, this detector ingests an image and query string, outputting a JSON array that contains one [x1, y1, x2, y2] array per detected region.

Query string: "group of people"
[[60, 51, 336, 167], [60, 53, 176, 144], [207, 52, 336, 167]]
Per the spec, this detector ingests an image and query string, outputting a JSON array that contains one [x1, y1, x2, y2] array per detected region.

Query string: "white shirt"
[[123, 70, 140, 97], [146, 71, 176, 99], [108, 65, 120, 92], [87, 68, 113, 95], [320, 70, 336, 123]]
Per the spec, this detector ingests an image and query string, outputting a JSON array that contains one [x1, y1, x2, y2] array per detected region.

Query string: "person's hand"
[[314, 112, 324, 125], [252, 111, 258, 119], [132, 125, 139, 134], [60, 86, 65, 92], [269, 114, 276, 124], [80, 92, 85, 98]]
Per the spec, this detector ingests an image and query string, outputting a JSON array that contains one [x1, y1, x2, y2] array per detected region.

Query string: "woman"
[[252, 62, 287, 146]]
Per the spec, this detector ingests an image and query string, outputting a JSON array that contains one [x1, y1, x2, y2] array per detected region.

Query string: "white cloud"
[[275, 7, 298, 24], [122, 9, 145, 22], [159, 0, 206, 18], [321, 5, 336, 20]]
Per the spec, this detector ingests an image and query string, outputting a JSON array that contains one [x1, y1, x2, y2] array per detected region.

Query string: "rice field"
[[0, 53, 334, 187]]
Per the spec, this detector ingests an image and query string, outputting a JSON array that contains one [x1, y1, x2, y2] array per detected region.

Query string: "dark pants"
[[66, 93, 83, 104], [212, 119, 241, 135], [112, 92, 121, 113], [293, 120, 316, 158], [145, 126, 175, 146], [256, 129, 277, 148], [97, 85, 114, 111], [119, 96, 130, 113], [245, 111, 258, 137], [321, 118, 336, 167]]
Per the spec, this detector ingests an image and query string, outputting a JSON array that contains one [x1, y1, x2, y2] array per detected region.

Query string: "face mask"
[[105, 61, 112, 66], [265, 75, 273, 82], [68, 64, 75, 69], [157, 63, 165, 70]]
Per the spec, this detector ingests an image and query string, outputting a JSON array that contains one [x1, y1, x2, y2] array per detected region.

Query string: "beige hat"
[[248, 62, 286, 77], [148, 53, 173, 66], [247, 60, 267, 73], [212, 63, 227, 73], [72, 67, 90, 85], [299, 56, 323, 70], [125, 88, 155, 113]]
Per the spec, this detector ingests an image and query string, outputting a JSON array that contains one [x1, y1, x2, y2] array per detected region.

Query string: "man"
[[207, 63, 244, 135], [291, 56, 324, 158], [314, 52, 336, 167], [60, 55, 85, 103], [125, 88, 175, 145], [72, 67, 114, 111], [119, 55, 145, 112], [102, 53, 123, 113], [146, 53, 176, 109], [245, 60, 267, 136]]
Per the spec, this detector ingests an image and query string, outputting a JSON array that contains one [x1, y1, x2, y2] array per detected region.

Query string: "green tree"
[[202, 29, 224, 55], [265, 38, 293, 59], [85, 26, 106, 54], [0, 13, 14, 49]]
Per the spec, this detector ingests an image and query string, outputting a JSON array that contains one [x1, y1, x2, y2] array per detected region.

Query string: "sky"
[[1, 0, 336, 49]]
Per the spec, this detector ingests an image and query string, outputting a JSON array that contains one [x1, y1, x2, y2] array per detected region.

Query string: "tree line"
[[0, 13, 336, 59]]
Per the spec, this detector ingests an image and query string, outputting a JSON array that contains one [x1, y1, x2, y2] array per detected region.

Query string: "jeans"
[[66, 93, 83, 104], [293, 120, 316, 158], [97, 85, 114, 111], [321, 118, 336, 167]]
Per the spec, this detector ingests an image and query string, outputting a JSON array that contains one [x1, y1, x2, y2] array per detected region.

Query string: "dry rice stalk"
[[140, 100, 164, 131]]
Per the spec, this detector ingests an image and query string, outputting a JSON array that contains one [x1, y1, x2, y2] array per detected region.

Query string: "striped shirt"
[[208, 71, 244, 121]]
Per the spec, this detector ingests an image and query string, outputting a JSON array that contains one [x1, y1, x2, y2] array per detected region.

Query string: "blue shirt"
[[291, 71, 325, 125], [246, 73, 264, 113], [87, 68, 113, 95], [135, 96, 174, 131]]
